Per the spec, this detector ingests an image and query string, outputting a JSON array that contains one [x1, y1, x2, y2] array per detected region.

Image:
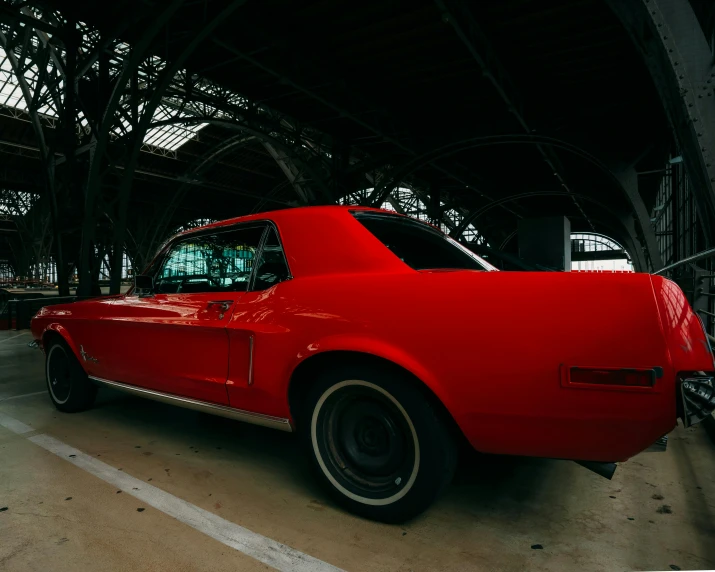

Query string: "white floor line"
[[0, 332, 29, 344], [0, 390, 47, 402], [0, 411, 344, 572], [0, 411, 36, 434]]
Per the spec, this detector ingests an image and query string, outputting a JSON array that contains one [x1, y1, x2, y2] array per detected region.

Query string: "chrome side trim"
[[89, 376, 293, 432], [248, 335, 255, 386]]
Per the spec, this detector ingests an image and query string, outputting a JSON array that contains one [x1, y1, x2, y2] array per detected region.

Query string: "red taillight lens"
[[570, 367, 655, 387]]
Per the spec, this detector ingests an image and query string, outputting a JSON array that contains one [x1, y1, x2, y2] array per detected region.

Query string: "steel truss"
[[434, 0, 595, 232], [0, 0, 344, 295], [0, 187, 53, 281], [0, 0, 513, 294], [3, 0, 704, 290], [607, 0, 715, 240], [339, 186, 487, 245]]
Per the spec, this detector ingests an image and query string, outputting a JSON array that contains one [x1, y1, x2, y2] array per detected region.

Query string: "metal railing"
[[2, 289, 47, 330], [653, 247, 715, 276]]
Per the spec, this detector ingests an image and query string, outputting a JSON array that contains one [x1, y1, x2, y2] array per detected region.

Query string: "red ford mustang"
[[31, 206, 715, 522]]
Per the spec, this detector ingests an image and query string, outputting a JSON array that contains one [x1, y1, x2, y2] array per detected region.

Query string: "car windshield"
[[352, 211, 497, 271]]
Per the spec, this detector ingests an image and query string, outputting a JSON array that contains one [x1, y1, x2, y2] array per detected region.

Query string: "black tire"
[[45, 338, 97, 413], [301, 363, 457, 523]]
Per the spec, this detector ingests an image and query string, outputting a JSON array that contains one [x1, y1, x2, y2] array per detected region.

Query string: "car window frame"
[[143, 222, 266, 295], [248, 222, 293, 292], [351, 210, 497, 272], [137, 220, 293, 297]]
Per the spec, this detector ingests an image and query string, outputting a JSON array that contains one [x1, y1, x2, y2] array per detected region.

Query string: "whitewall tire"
[[45, 338, 97, 413], [302, 363, 456, 523]]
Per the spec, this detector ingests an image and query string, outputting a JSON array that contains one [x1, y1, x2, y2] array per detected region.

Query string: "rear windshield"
[[352, 211, 495, 271]]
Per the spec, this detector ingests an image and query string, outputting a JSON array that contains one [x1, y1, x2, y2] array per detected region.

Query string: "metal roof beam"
[[262, 141, 315, 205], [211, 37, 518, 218], [435, 0, 596, 232], [607, 0, 715, 242]]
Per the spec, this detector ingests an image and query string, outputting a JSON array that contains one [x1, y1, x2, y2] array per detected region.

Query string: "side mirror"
[[134, 274, 154, 295]]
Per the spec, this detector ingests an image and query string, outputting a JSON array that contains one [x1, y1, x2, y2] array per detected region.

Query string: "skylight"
[[143, 105, 208, 151], [0, 190, 37, 216], [0, 43, 205, 151]]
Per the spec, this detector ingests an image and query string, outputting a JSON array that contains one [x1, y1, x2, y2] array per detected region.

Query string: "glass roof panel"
[[0, 44, 205, 152], [0, 190, 38, 215]]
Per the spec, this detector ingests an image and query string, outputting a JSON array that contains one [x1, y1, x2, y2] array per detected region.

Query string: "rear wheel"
[[45, 338, 97, 413], [302, 364, 456, 523]]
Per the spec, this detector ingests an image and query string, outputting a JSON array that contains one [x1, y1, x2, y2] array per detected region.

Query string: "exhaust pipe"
[[576, 460, 617, 480], [645, 435, 668, 453]]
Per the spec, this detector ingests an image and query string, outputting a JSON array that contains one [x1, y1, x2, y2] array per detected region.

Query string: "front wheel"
[[45, 338, 97, 413], [302, 365, 456, 523]]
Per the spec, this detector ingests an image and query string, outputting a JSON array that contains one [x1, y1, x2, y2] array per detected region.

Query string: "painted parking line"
[[0, 411, 343, 572], [0, 411, 35, 435], [0, 332, 29, 344], [0, 391, 46, 402]]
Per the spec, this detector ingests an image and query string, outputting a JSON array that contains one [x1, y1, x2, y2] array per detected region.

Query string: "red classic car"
[[31, 206, 715, 522]]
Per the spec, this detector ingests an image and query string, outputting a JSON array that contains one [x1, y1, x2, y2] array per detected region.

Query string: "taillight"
[[570, 367, 656, 387]]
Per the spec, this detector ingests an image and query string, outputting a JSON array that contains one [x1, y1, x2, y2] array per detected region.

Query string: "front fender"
[[41, 323, 83, 364]]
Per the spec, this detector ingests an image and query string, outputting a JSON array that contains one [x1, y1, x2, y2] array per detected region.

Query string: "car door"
[[93, 223, 268, 405], [225, 224, 293, 412]]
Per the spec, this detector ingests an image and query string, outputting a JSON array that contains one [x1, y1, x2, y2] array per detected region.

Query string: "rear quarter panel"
[[252, 270, 679, 462], [650, 275, 715, 373]]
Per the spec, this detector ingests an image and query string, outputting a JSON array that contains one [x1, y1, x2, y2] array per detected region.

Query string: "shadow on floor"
[[87, 388, 553, 522]]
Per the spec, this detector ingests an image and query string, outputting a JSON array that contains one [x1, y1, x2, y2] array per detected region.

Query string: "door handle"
[[207, 300, 233, 311]]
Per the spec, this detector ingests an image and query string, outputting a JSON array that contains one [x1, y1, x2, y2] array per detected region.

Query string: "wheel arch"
[[42, 324, 82, 363], [287, 350, 467, 446]]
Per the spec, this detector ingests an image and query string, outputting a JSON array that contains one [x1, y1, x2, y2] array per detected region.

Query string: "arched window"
[[571, 232, 633, 271]]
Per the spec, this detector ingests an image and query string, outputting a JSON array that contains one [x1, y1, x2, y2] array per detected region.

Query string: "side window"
[[252, 227, 291, 290], [154, 225, 266, 294]]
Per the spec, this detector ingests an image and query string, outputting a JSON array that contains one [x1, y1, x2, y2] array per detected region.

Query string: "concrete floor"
[[1, 329, 715, 571]]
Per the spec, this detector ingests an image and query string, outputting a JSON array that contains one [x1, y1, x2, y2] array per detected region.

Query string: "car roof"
[[170, 205, 415, 279], [177, 205, 399, 237]]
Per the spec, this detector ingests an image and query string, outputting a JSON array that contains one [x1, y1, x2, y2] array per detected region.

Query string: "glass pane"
[[155, 225, 266, 293], [354, 213, 492, 271], [253, 227, 290, 290]]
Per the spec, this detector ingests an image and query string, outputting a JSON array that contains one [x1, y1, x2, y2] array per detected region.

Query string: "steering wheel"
[[176, 274, 221, 293]]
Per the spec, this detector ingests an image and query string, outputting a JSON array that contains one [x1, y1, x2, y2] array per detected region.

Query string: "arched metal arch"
[[367, 134, 642, 241], [133, 115, 334, 204], [105, 0, 252, 295], [447, 190, 623, 239], [141, 133, 258, 258], [495, 218, 645, 272], [0, 17, 66, 293]]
